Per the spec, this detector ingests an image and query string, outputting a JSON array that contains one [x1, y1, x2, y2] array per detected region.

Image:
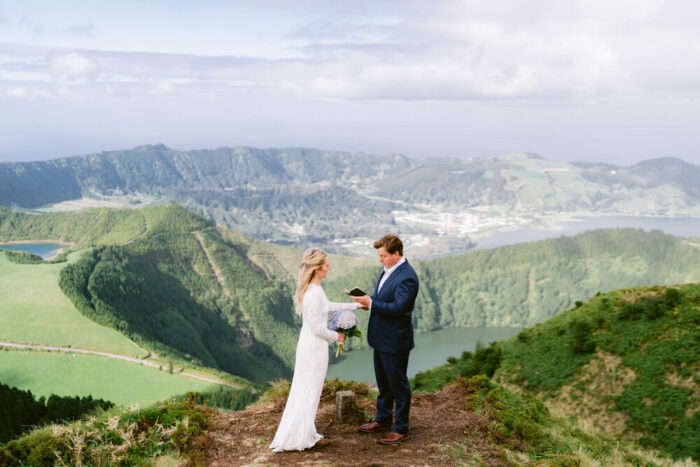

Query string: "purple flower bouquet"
[[328, 310, 362, 357]]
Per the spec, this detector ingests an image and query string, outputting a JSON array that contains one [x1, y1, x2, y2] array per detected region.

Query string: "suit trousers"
[[373, 349, 411, 434]]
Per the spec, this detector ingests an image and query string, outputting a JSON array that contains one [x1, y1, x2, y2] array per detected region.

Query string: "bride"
[[270, 248, 360, 452]]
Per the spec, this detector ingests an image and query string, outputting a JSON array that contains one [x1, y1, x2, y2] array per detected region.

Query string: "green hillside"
[[0, 251, 146, 355], [58, 218, 700, 366], [3, 204, 699, 377], [54, 206, 294, 384], [0, 206, 148, 246], [413, 229, 700, 328], [0, 351, 219, 408], [0, 244, 254, 413], [2, 203, 698, 462], [412, 284, 700, 461], [1, 377, 675, 466], [0, 394, 213, 466], [0, 204, 372, 388], [0, 206, 263, 411]]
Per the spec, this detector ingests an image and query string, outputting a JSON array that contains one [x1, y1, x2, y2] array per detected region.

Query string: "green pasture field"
[[0, 251, 146, 357], [0, 350, 218, 407]]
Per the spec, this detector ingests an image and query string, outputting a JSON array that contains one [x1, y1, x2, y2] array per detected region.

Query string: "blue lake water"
[[327, 326, 521, 383], [0, 243, 66, 259], [473, 215, 700, 251]]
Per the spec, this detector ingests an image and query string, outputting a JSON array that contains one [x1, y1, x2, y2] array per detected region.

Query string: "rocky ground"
[[202, 382, 505, 466]]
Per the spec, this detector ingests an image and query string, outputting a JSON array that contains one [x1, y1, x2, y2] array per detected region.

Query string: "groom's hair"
[[374, 234, 403, 256]]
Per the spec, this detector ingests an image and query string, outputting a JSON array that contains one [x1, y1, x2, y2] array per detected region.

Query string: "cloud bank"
[[1, 0, 699, 103], [1, 0, 700, 164]]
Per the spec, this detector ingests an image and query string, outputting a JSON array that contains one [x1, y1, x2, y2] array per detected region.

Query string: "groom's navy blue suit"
[[367, 259, 419, 434]]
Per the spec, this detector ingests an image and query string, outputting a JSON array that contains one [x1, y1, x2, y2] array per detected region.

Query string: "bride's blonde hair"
[[294, 248, 328, 315]]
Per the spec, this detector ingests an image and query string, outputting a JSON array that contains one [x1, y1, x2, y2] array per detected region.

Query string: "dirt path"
[[191, 230, 231, 298], [0, 340, 248, 391], [204, 384, 503, 466]]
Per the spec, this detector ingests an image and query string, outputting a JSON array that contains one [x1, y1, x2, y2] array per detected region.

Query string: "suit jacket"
[[367, 259, 419, 354]]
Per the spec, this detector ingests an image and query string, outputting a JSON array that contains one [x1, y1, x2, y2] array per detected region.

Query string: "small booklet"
[[344, 287, 368, 297]]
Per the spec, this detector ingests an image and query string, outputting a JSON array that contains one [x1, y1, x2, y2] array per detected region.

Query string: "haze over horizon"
[[2, 143, 699, 169], [2, 1, 700, 165]]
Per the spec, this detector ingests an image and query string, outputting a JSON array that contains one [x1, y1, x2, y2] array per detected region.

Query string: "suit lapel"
[[377, 261, 408, 298], [374, 270, 385, 296]]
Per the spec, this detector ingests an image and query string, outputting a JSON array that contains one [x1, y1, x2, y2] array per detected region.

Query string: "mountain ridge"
[[6, 143, 699, 168], [2, 145, 699, 256]]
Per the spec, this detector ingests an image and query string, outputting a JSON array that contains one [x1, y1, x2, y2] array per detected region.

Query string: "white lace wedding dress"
[[270, 284, 357, 452]]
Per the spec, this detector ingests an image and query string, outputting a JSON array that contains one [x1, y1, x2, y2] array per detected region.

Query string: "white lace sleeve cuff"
[[309, 294, 339, 342]]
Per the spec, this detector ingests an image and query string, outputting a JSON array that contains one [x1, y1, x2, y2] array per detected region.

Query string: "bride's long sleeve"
[[326, 299, 360, 312], [307, 293, 339, 343]]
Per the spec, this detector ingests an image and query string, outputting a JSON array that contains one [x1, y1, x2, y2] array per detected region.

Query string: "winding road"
[[0, 340, 253, 392]]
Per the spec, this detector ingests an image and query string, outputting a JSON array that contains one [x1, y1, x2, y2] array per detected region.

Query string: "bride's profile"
[[270, 248, 360, 452]]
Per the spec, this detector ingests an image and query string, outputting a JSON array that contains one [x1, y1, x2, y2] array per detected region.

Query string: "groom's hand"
[[351, 295, 371, 309]]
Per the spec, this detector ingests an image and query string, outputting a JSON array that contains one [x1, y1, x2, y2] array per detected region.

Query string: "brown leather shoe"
[[378, 432, 409, 445], [313, 438, 331, 449], [359, 421, 391, 433]]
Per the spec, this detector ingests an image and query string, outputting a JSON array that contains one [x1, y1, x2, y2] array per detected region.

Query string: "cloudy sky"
[[1, 0, 700, 164]]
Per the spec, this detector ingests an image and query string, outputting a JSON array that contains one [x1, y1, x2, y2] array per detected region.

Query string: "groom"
[[351, 234, 419, 445]]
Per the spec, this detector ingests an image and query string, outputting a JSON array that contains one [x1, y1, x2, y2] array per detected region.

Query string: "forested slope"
[[323, 229, 700, 349], [414, 229, 700, 327], [55, 205, 295, 384]]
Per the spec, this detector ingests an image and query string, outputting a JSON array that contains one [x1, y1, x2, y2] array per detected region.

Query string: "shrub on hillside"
[[411, 342, 503, 392], [0, 394, 212, 466], [320, 378, 372, 402], [663, 287, 681, 308], [460, 375, 549, 451], [3, 250, 44, 263], [176, 387, 260, 411], [461, 342, 503, 378], [3, 250, 68, 264], [569, 318, 596, 354], [618, 292, 676, 321]]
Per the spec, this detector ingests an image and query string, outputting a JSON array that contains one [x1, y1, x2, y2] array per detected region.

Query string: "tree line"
[[0, 382, 113, 444]]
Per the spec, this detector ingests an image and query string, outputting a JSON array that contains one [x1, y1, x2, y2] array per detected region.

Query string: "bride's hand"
[[351, 295, 371, 309], [337, 332, 346, 343]]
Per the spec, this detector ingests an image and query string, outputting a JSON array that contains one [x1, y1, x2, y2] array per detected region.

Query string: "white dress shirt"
[[377, 256, 406, 293], [370, 257, 406, 311]]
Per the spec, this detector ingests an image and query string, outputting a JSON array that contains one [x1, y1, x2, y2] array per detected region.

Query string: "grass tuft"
[[0, 394, 213, 466]]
